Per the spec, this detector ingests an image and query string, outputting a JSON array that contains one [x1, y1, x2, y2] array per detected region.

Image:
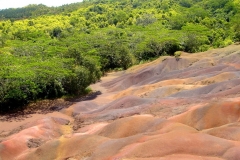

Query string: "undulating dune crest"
[[1, 44, 240, 160]]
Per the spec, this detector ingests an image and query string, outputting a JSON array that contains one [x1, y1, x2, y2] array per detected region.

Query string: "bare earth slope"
[[1, 44, 240, 160]]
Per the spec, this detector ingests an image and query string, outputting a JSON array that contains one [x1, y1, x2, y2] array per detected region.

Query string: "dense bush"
[[98, 43, 133, 71], [0, 53, 101, 112], [134, 38, 180, 61]]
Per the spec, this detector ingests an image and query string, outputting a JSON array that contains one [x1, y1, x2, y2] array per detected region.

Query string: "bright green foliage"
[[174, 51, 182, 59], [0, 0, 240, 112]]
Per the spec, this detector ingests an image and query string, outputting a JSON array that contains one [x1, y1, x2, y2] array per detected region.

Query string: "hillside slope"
[[1, 44, 240, 159]]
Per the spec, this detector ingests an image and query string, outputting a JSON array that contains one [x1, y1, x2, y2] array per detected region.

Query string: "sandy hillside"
[[1, 44, 240, 160]]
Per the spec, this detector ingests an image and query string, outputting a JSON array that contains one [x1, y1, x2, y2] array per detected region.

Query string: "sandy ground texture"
[[1, 44, 240, 160]]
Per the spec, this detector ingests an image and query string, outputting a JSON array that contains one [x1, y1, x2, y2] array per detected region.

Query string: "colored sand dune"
[[1, 44, 240, 160]]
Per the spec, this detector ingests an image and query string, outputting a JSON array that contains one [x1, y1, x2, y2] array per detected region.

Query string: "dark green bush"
[[134, 38, 180, 61]]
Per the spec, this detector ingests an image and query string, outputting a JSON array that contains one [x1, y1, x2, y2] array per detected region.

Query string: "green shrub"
[[174, 51, 182, 58]]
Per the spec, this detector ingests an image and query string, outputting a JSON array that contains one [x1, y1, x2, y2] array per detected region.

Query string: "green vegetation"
[[0, 0, 240, 112], [174, 51, 182, 59]]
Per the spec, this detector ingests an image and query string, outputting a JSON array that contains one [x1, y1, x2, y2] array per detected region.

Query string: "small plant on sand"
[[174, 51, 182, 60], [83, 87, 93, 95]]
